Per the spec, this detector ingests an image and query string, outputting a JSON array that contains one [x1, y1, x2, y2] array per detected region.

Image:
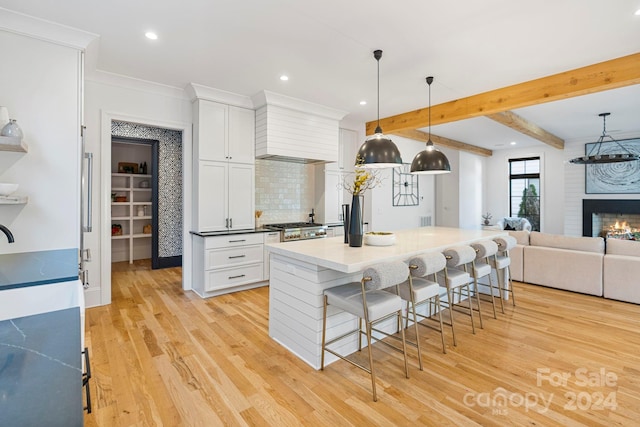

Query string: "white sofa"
[[603, 239, 640, 304], [505, 230, 529, 282]]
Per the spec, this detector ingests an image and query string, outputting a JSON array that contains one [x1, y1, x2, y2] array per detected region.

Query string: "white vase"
[[1, 119, 23, 138]]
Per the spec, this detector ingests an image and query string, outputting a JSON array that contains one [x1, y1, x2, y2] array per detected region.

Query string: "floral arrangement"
[[342, 155, 382, 195]]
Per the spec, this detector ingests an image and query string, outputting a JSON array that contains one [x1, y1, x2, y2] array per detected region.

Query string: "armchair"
[[496, 217, 532, 232]]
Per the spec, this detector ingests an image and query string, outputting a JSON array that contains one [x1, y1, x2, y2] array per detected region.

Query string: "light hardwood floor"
[[84, 260, 640, 426]]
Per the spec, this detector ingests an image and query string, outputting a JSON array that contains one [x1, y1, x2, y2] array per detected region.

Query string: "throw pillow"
[[504, 218, 524, 231], [504, 224, 515, 231]]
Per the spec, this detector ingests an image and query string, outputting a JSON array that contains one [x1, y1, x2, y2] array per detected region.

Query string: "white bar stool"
[[470, 240, 500, 322], [438, 246, 478, 346], [492, 235, 518, 312], [321, 261, 410, 402]]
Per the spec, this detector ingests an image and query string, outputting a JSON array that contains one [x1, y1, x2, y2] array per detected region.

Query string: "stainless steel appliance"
[[265, 222, 328, 242]]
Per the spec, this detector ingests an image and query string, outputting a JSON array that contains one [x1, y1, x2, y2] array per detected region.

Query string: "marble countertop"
[[0, 307, 82, 426], [0, 248, 79, 291], [265, 226, 507, 273]]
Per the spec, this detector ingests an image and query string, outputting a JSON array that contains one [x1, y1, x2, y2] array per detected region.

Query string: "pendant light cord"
[[373, 50, 383, 134], [426, 76, 434, 145]]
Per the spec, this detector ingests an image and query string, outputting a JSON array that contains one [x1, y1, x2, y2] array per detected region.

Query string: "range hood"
[[252, 91, 348, 164]]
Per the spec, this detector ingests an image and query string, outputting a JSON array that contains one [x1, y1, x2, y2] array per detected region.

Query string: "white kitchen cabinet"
[[195, 161, 255, 232], [314, 167, 344, 225], [192, 233, 267, 297], [194, 99, 255, 164], [193, 99, 256, 232], [324, 128, 357, 171], [263, 231, 280, 280]]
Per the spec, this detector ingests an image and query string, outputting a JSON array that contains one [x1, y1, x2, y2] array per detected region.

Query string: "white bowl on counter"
[[364, 231, 396, 246], [0, 183, 18, 197]]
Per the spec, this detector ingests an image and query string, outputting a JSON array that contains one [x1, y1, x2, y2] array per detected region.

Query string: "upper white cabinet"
[[194, 99, 255, 164], [192, 98, 256, 232]]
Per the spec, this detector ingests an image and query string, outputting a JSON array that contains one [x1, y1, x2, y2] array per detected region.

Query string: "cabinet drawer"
[[206, 245, 263, 269], [205, 233, 263, 249], [205, 263, 263, 292]]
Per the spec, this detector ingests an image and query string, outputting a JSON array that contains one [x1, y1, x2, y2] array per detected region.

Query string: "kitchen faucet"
[[309, 208, 315, 224], [0, 224, 14, 243]]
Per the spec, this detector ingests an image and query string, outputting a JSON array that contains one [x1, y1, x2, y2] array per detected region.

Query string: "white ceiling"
[[1, 0, 639, 151]]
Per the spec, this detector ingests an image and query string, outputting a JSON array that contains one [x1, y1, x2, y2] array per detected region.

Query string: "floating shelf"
[[0, 136, 28, 153], [0, 196, 28, 205]]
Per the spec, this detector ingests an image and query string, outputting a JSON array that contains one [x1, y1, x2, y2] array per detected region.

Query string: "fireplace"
[[583, 199, 640, 239]]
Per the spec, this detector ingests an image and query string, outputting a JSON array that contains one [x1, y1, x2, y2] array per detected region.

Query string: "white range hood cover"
[[252, 90, 348, 164]]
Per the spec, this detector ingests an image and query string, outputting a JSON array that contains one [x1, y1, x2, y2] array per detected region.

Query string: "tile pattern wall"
[[111, 121, 183, 258], [255, 159, 315, 225]]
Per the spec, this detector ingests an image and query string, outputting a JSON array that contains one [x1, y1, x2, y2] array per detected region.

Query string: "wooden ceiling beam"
[[367, 52, 640, 135], [486, 110, 565, 149], [392, 129, 493, 157]]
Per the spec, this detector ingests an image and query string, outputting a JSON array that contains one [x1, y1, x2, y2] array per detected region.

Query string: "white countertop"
[[266, 226, 507, 273]]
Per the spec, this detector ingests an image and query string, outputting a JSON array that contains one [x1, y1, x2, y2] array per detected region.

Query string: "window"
[[509, 157, 540, 231]]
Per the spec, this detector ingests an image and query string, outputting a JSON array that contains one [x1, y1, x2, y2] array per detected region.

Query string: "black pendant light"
[[569, 112, 639, 164], [411, 76, 451, 174], [355, 49, 403, 169]]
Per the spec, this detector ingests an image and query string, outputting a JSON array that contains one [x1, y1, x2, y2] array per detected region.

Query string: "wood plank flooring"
[[84, 260, 640, 426]]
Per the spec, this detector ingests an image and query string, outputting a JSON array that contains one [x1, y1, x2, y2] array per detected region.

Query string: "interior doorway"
[[110, 121, 183, 269]]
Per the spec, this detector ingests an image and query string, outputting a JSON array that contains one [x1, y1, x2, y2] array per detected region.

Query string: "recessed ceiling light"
[[510, 141, 517, 145], [280, 75, 289, 81], [145, 31, 158, 40], [359, 101, 367, 105]]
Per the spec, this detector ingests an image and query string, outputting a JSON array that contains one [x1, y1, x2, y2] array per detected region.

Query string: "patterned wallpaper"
[[255, 159, 315, 225], [111, 121, 183, 258]]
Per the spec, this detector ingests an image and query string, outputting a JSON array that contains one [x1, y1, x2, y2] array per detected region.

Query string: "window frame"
[[508, 156, 541, 231]]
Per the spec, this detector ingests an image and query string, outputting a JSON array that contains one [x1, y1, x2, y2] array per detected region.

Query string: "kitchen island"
[[265, 226, 507, 369]]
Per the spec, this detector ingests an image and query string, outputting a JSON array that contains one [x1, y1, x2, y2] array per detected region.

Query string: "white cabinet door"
[[196, 100, 227, 162], [228, 106, 255, 164], [228, 163, 255, 230], [198, 161, 228, 231], [324, 170, 343, 224], [339, 128, 358, 171]]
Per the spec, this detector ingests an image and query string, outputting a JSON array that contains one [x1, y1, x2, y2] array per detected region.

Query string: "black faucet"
[[309, 208, 315, 224], [0, 224, 14, 243]]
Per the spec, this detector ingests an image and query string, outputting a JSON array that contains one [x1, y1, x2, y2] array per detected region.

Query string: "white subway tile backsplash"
[[255, 159, 315, 224]]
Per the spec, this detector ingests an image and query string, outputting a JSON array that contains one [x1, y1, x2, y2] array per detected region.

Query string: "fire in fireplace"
[[583, 199, 640, 240]]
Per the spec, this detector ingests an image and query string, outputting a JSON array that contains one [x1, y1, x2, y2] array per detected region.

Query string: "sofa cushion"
[[523, 246, 603, 296], [605, 238, 640, 257], [603, 254, 640, 304], [508, 230, 530, 246], [529, 232, 604, 254]]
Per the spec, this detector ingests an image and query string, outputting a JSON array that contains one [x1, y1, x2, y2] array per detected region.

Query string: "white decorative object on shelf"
[[364, 232, 396, 246], [1, 119, 23, 138]]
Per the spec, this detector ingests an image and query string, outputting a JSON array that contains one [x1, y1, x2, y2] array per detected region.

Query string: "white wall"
[[84, 73, 192, 307], [484, 143, 566, 234], [459, 152, 484, 230], [436, 146, 460, 228], [0, 30, 81, 254], [369, 135, 435, 231]]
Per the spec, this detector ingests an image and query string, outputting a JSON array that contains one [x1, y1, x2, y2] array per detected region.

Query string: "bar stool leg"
[[321, 295, 328, 369], [446, 287, 457, 346], [365, 322, 377, 401], [465, 282, 476, 334], [507, 265, 516, 306], [486, 268, 498, 319], [435, 294, 447, 354], [409, 297, 424, 371], [495, 263, 507, 314]]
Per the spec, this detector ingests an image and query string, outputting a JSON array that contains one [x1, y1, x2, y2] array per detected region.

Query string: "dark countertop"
[[191, 228, 275, 237], [0, 307, 83, 427], [0, 248, 78, 291]]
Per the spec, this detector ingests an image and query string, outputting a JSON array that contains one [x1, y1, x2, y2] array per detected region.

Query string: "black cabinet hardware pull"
[[228, 255, 246, 259], [229, 239, 246, 243], [229, 274, 246, 279]]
